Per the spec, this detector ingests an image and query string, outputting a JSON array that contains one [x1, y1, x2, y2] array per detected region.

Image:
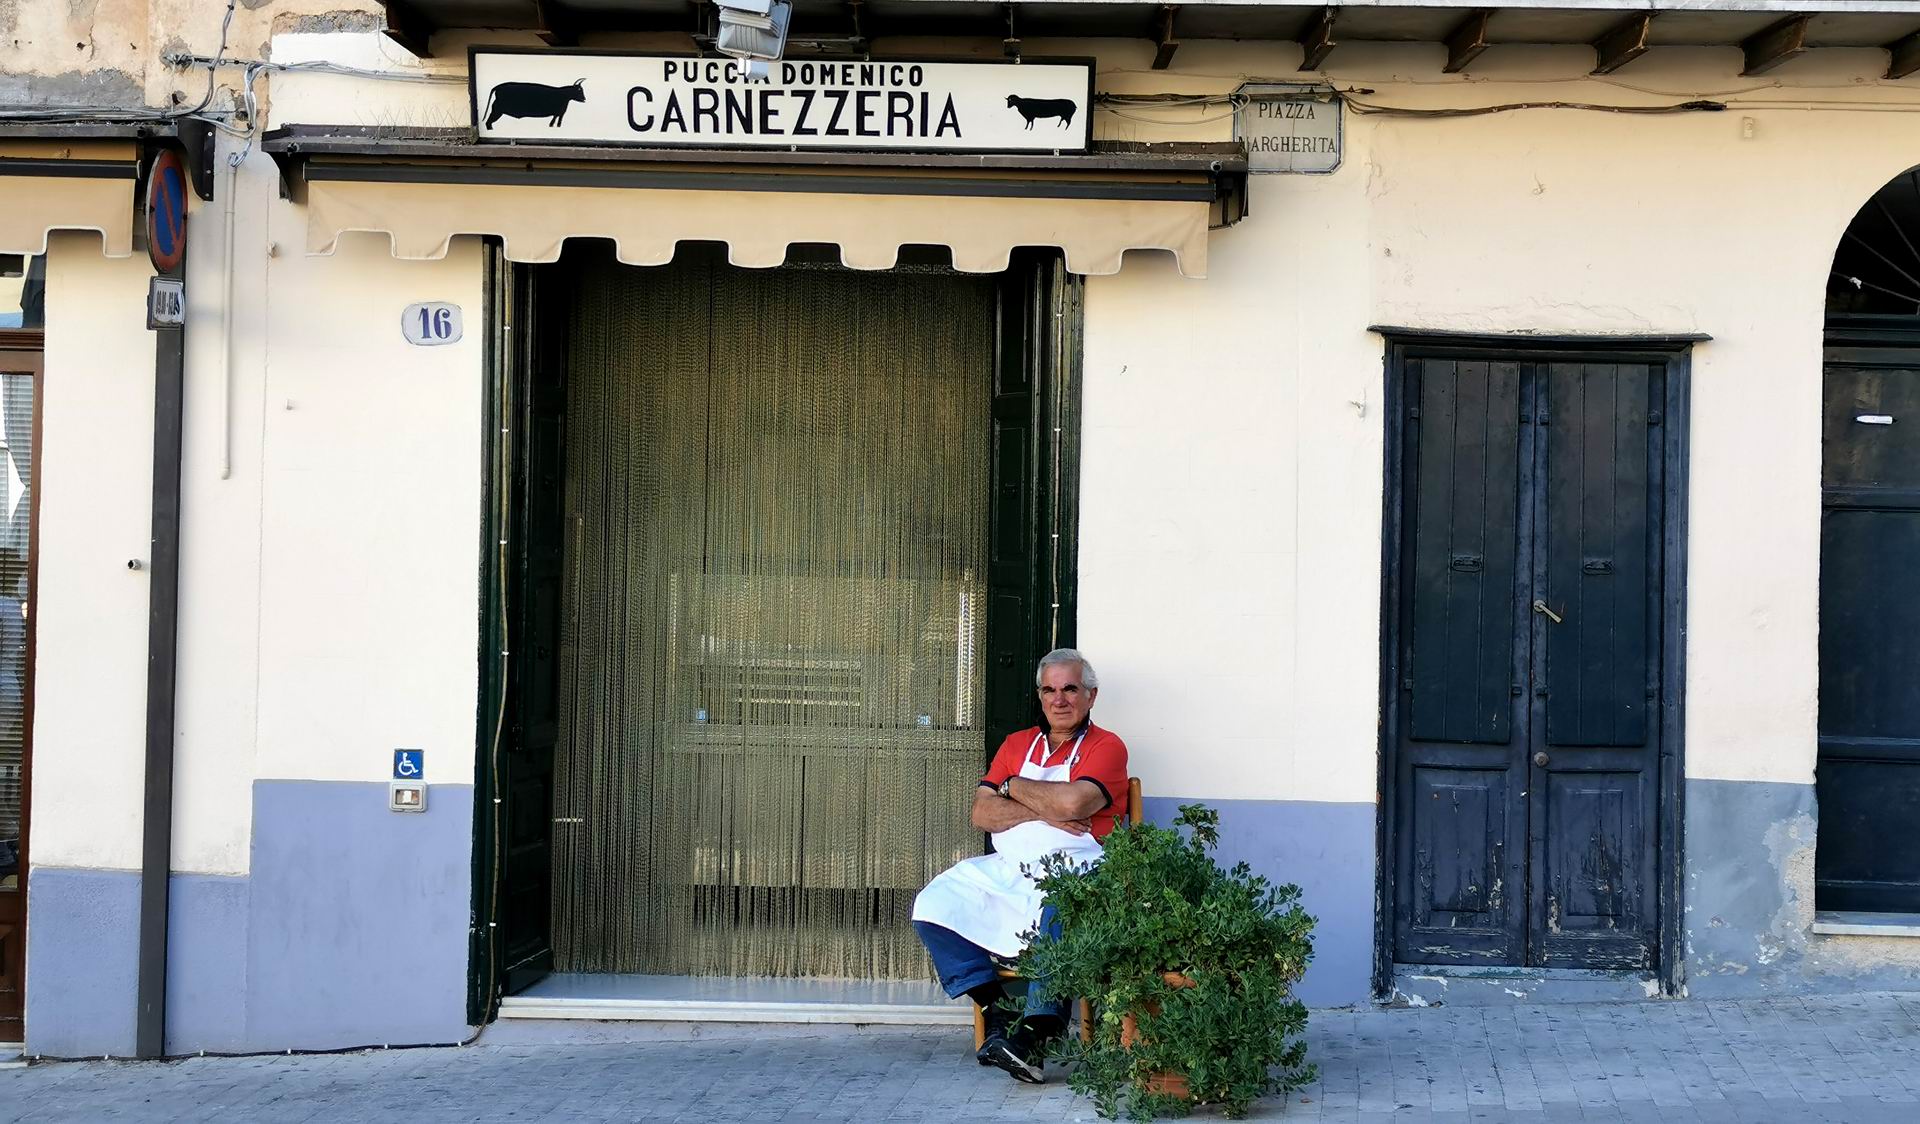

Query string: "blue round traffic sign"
[[146, 149, 188, 273]]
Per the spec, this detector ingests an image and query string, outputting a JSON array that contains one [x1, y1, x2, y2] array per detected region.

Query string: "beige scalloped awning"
[[267, 136, 1244, 279], [0, 140, 140, 259]]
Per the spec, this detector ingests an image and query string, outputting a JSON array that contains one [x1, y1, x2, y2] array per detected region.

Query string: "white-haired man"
[[911, 648, 1130, 1084]]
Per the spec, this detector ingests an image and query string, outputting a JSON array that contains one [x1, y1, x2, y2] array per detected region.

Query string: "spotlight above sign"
[[469, 48, 1094, 155]]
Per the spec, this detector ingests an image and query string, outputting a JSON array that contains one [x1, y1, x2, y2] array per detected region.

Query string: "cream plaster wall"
[[248, 192, 486, 788], [168, 138, 274, 876], [252, 30, 1920, 797], [1075, 41, 1920, 799], [31, 234, 155, 871], [32, 135, 483, 879], [33, 25, 1920, 863]]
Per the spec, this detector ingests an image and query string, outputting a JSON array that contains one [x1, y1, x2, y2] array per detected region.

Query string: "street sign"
[[1236, 85, 1343, 174], [145, 148, 189, 273], [393, 748, 425, 780], [146, 277, 185, 331]]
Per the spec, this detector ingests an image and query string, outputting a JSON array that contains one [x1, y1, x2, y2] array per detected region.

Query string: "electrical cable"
[[171, 0, 239, 119], [1342, 97, 1726, 118]]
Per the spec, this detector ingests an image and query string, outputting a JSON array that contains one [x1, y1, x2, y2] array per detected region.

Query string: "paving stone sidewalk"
[[8, 991, 1920, 1122]]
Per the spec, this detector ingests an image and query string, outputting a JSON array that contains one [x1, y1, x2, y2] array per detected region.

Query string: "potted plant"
[[1015, 803, 1316, 1120]]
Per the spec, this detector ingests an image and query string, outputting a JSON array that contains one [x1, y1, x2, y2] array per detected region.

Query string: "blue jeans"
[[913, 911, 1069, 1023]]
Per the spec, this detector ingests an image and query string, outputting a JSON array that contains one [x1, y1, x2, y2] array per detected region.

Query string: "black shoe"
[[976, 998, 1015, 1068], [977, 1031, 1045, 1084], [977, 1001, 1035, 1077]]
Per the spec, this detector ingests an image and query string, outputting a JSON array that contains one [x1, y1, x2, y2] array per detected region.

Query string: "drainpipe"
[[134, 206, 190, 1063]]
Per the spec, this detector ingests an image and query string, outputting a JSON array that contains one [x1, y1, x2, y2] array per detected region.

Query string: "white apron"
[[911, 730, 1106, 957]]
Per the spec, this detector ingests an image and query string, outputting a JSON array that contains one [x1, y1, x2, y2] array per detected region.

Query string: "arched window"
[[1829, 171, 1920, 318]]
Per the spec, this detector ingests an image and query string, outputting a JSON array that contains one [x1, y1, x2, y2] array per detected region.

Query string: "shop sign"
[[470, 48, 1093, 154], [1235, 85, 1342, 174]]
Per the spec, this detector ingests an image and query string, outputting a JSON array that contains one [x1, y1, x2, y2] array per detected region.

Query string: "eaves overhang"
[[378, 1, 1920, 80]]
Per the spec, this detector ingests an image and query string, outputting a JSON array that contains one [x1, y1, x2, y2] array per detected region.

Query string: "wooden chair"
[[971, 777, 1144, 1050]]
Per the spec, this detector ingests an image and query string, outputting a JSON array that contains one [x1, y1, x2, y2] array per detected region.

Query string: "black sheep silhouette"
[[484, 80, 587, 128], [1005, 94, 1077, 129]]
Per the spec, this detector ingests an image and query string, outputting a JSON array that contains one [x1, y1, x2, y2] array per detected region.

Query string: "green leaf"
[[1013, 803, 1317, 1119]]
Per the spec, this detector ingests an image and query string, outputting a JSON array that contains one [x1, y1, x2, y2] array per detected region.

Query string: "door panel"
[[1395, 358, 1528, 966], [1818, 353, 1920, 912], [1408, 359, 1522, 747], [1533, 770, 1651, 967], [1406, 768, 1512, 930], [1541, 364, 1653, 749], [1392, 353, 1666, 973], [1823, 363, 1920, 492], [1531, 362, 1661, 970]]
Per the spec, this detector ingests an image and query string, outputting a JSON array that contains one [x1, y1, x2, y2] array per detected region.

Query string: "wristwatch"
[[998, 778, 1013, 799]]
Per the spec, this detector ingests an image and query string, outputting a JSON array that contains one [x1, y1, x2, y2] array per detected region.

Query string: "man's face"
[[1037, 663, 1096, 733]]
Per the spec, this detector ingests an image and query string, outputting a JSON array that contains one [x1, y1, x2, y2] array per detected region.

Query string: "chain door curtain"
[[551, 250, 993, 979]]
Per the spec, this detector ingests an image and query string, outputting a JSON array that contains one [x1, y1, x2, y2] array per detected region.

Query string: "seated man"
[[911, 648, 1129, 1084]]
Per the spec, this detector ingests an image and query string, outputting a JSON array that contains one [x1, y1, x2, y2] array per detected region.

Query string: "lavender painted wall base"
[[24, 866, 140, 1057], [1139, 796, 1375, 1007], [25, 780, 474, 1057]]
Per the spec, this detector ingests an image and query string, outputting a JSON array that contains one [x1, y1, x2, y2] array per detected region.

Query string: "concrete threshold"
[[496, 973, 971, 1026], [1390, 964, 1664, 1007]]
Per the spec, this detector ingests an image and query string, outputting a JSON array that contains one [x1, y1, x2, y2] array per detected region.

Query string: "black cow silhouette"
[[1005, 94, 1077, 129], [484, 80, 586, 128]]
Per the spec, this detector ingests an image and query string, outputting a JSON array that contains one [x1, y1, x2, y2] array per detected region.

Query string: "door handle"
[[1532, 599, 1564, 624], [1533, 751, 1550, 767]]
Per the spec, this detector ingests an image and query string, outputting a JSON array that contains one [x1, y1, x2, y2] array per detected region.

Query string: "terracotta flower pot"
[[1118, 972, 1198, 1100]]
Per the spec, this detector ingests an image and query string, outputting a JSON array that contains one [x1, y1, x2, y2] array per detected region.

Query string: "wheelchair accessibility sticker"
[[393, 749, 425, 780]]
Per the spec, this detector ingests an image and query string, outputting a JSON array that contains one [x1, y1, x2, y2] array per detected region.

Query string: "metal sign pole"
[[134, 145, 189, 1061]]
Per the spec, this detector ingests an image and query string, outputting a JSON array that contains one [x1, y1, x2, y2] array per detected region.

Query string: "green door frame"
[[467, 246, 1085, 1023]]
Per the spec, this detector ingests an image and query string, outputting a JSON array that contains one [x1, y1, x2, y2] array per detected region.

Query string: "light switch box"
[[390, 781, 427, 813]]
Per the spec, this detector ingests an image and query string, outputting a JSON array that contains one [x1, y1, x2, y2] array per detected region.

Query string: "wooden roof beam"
[[1887, 28, 1920, 80], [381, 0, 432, 57], [1741, 14, 1810, 78], [1153, 6, 1180, 71], [1443, 9, 1493, 74], [1298, 6, 1337, 72], [1592, 11, 1654, 75], [533, 0, 578, 46]]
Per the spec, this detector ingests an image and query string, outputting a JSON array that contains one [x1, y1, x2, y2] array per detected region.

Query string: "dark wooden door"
[[1392, 356, 1664, 971], [0, 336, 40, 1041], [1816, 343, 1920, 912], [983, 254, 1079, 748], [500, 268, 564, 996]]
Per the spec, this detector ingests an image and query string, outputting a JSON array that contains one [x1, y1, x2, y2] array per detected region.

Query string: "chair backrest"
[[1128, 776, 1143, 826]]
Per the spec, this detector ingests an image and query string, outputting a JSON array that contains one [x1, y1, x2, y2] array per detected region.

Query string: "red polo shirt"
[[979, 723, 1130, 839]]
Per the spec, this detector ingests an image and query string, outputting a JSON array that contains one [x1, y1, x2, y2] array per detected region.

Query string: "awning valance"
[[0, 137, 142, 259], [265, 129, 1245, 278]]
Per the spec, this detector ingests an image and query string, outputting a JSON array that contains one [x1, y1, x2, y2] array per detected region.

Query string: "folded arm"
[[971, 780, 1102, 835], [1009, 776, 1108, 821]]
